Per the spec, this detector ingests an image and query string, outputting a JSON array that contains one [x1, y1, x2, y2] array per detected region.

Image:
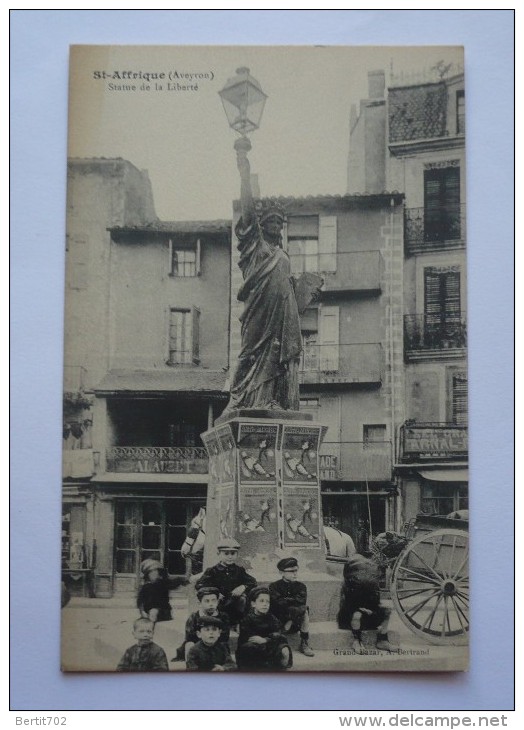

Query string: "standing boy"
[[116, 617, 169, 672], [195, 538, 256, 625], [269, 557, 314, 657], [186, 615, 236, 672]]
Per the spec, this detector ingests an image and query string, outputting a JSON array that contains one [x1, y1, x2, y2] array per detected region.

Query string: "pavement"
[[61, 591, 468, 673]]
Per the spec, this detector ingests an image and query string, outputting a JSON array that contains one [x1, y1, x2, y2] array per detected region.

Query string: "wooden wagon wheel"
[[390, 528, 469, 645]]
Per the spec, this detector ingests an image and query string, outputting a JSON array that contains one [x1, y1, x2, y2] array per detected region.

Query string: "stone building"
[[348, 66, 468, 528]]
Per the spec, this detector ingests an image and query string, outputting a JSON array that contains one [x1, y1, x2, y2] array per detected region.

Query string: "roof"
[[233, 192, 404, 214], [95, 369, 229, 395], [388, 82, 448, 143], [109, 220, 231, 235]]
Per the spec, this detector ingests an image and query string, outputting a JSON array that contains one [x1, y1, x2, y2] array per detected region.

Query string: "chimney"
[[368, 70, 385, 99]]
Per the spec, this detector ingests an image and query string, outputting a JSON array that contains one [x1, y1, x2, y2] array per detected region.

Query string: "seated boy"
[[173, 586, 230, 662], [137, 559, 172, 623], [194, 538, 256, 625], [337, 554, 397, 653], [116, 617, 169, 672], [185, 615, 236, 672], [236, 587, 292, 671], [268, 557, 314, 657]]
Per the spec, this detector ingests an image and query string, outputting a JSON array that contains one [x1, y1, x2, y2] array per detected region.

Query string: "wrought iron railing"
[[299, 343, 383, 384], [404, 313, 467, 352], [404, 205, 466, 254], [106, 446, 208, 474], [289, 250, 383, 291]]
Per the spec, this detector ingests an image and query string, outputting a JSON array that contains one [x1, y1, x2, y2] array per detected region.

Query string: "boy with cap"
[[269, 557, 315, 657], [195, 537, 257, 625], [116, 617, 169, 672], [173, 586, 231, 662], [186, 615, 236, 672], [236, 586, 292, 671], [137, 559, 172, 623]]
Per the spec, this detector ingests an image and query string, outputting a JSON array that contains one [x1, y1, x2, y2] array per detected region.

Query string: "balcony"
[[320, 441, 392, 482], [289, 251, 383, 293], [106, 446, 208, 475], [404, 313, 467, 361], [404, 205, 466, 255], [299, 343, 383, 386], [399, 423, 468, 463]]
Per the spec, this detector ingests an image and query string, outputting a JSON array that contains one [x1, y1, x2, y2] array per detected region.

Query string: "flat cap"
[[197, 615, 224, 629], [196, 586, 220, 600], [140, 558, 163, 576], [277, 557, 298, 571], [217, 537, 240, 550]]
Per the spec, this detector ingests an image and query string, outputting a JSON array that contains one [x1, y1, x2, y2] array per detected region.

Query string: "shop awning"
[[95, 369, 229, 395], [417, 468, 468, 482]]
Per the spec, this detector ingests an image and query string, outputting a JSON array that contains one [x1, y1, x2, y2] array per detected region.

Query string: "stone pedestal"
[[201, 410, 343, 620]]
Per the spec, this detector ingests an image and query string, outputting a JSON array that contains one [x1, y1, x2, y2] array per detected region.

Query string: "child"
[[337, 553, 397, 653], [236, 587, 292, 671], [116, 617, 169, 672], [268, 557, 314, 657], [195, 538, 256, 625], [173, 586, 230, 662], [137, 559, 172, 623], [185, 615, 236, 672]]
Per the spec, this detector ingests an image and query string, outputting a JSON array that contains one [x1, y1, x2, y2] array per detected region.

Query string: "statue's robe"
[[229, 218, 302, 410]]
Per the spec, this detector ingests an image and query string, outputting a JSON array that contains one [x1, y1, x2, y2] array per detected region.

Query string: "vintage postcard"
[[61, 45, 468, 673]]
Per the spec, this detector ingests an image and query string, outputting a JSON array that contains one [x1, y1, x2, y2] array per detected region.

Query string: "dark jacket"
[[195, 563, 257, 598], [268, 579, 308, 624], [116, 642, 169, 672], [186, 640, 236, 672], [137, 580, 172, 621], [236, 610, 292, 670], [185, 609, 231, 645]]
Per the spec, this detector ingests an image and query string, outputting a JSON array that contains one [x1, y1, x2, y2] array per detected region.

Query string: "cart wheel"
[[390, 528, 469, 645]]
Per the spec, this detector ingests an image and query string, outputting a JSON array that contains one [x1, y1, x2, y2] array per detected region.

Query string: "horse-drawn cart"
[[387, 515, 469, 645]]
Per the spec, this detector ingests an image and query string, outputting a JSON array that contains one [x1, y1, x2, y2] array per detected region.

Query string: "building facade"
[[348, 67, 468, 529], [63, 159, 231, 596]]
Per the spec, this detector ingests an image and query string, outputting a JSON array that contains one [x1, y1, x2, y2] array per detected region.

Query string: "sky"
[[67, 45, 464, 221]]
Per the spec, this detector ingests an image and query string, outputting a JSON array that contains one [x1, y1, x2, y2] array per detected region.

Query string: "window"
[[420, 483, 468, 516], [319, 306, 339, 371], [456, 91, 465, 134], [287, 215, 336, 274], [363, 424, 387, 448], [424, 166, 460, 242], [169, 239, 200, 277], [424, 266, 462, 346], [168, 307, 200, 365], [452, 371, 468, 425]]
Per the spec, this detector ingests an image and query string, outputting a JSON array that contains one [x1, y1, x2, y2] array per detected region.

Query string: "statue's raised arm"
[[234, 137, 256, 229]]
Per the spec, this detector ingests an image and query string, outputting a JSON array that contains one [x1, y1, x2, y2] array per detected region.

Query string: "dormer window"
[[456, 91, 465, 134]]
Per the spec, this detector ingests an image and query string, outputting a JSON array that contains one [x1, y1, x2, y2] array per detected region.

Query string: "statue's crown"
[[255, 199, 287, 224]]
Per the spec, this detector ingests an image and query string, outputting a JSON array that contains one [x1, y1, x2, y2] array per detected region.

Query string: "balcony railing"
[[289, 250, 383, 292], [399, 423, 468, 462], [299, 343, 383, 385], [320, 441, 392, 482], [106, 446, 208, 474], [404, 313, 467, 355], [405, 205, 466, 254]]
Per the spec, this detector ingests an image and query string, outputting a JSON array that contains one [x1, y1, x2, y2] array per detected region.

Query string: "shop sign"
[[320, 454, 338, 480], [403, 426, 468, 460]]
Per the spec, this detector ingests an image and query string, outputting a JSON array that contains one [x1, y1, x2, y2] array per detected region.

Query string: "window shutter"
[[191, 306, 201, 364], [424, 267, 461, 326], [319, 216, 337, 272], [168, 238, 173, 275], [424, 167, 460, 241], [196, 238, 201, 276], [319, 305, 339, 371], [452, 372, 468, 425]]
